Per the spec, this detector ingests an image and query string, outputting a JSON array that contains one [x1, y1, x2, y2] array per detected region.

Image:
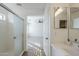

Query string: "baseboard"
[[20, 50, 25, 56]]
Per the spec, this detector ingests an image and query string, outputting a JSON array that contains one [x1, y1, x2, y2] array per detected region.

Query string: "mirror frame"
[[70, 7, 79, 29]]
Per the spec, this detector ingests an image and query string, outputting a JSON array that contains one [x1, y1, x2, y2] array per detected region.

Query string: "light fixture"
[[55, 8, 63, 17], [16, 3, 22, 6], [38, 19, 43, 23]]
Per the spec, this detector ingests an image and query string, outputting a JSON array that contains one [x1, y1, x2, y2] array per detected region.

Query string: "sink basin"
[[72, 42, 79, 48]]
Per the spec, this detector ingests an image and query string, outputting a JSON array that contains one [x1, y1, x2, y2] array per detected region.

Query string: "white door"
[[13, 15, 23, 56], [0, 6, 15, 56], [8, 12, 24, 55], [43, 16, 50, 56], [0, 6, 24, 56]]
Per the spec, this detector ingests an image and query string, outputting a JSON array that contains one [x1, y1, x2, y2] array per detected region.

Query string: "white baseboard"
[[20, 50, 25, 56]]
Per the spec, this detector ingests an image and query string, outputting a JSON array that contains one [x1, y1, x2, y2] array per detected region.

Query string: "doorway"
[[26, 16, 45, 56]]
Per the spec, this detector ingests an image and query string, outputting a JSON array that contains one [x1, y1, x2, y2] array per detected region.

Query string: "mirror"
[[70, 7, 79, 29], [54, 7, 67, 29]]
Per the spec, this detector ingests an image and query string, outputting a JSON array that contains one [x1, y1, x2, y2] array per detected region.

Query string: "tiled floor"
[[22, 36, 45, 56], [22, 45, 46, 56], [28, 36, 43, 48]]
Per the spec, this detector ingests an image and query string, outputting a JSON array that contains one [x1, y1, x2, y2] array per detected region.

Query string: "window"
[[0, 13, 5, 21], [0, 15, 3, 20]]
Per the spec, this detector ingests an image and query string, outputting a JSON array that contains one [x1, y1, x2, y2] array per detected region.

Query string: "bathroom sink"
[[51, 42, 79, 56], [72, 42, 79, 49]]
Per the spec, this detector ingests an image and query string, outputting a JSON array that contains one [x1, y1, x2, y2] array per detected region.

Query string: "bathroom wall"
[[50, 3, 79, 44], [43, 4, 69, 55], [54, 8, 68, 44], [43, 4, 51, 55], [0, 6, 9, 52], [50, 7, 68, 44], [69, 6, 79, 42], [27, 16, 43, 37], [0, 5, 24, 56], [49, 4, 70, 56], [27, 16, 43, 48]]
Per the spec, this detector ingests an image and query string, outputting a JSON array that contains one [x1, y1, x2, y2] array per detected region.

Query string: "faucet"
[[75, 39, 78, 42], [67, 38, 73, 46]]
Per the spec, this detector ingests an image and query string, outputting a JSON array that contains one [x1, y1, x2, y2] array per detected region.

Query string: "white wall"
[[28, 17, 43, 37], [69, 7, 79, 42], [0, 6, 10, 52], [43, 4, 51, 56], [0, 5, 25, 56], [50, 3, 79, 55], [53, 7, 68, 44], [29, 23, 43, 37], [51, 4, 79, 44], [3, 3, 26, 19], [27, 16, 43, 48], [50, 4, 69, 56], [49, 4, 70, 45]]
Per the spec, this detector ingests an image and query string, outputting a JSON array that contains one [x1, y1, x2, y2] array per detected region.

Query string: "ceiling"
[[17, 3, 47, 15], [17, 3, 46, 11], [4, 3, 47, 17]]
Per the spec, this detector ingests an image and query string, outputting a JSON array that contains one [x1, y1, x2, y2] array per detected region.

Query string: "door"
[[13, 15, 23, 56], [0, 6, 10, 53], [8, 12, 24, 55], [43, 15, 50, 56]]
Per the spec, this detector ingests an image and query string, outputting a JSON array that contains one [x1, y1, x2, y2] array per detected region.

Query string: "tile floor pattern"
[[22, 45, 46, 56]]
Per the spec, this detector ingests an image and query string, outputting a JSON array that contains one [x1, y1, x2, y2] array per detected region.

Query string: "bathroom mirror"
[[54, 7, 67, 29], [70, 7, 79, 29]]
